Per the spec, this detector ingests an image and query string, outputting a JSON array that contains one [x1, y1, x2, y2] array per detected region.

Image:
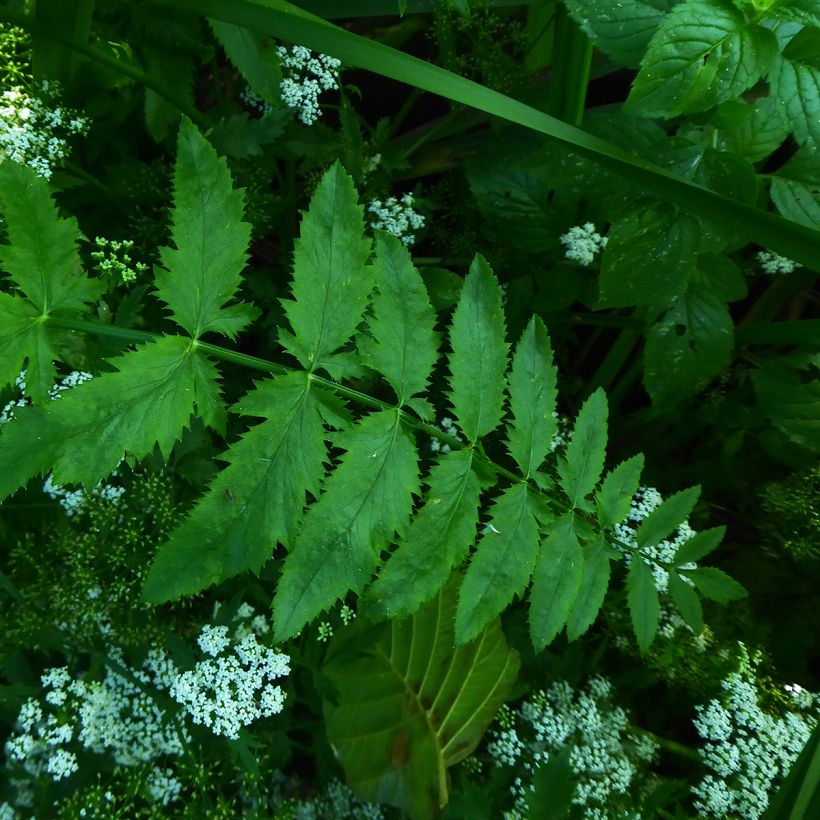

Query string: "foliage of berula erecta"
[[0, 0, 819, 818]]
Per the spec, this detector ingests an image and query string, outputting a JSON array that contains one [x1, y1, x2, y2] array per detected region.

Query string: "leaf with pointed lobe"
[[668, 571, 704, 633], [565, 535, 611, 642], [155, 118, 259, 340], [557, 388, 608, 509], [447, 254, 508, 443], [595, 454, 644, 529], [673, 526, 726, 566], [0, 336, 220, 500], [360, 233, 439, 410], [506, 315, 558, 478], [627, 558, 660, 653], [636, 485, 700, 549], [0, 294, 55, 404], [682, 567, 747, 603], [529, 513, 585, 651], [274, 409, 419, 641], [455, 483, 541, 645], [142, 371, 327, 603], [279, 162, 373, 370], [365, 448, 482, 622]]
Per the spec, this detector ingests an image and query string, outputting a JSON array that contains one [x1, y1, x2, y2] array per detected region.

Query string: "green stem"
[[70, 0, 96, 80], [546, 5, 592, 125], [635, 728, 702, 763], [0, 6, 208, 128]]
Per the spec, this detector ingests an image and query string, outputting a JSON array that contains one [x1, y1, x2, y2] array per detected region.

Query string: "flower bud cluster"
[[368, 193, 425, 246], [90, 237, 148, 284], [559, 222, 608, 266]]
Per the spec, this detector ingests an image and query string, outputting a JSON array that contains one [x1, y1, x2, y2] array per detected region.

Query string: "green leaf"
[[565, 534, 610, 642], [142, 372, 327, 603], [0, 164, 102, 401], [643, 271, 735, 410], [673, 525, 726, 565], [360, 233, 439, 409], [274, 409, 419, 640], [770, 36, 820, 150], [563, 0, 675, 68], [447, 254, 508, 443], [626, 0, 777, 118], [529, 513, 585, 651], [668, 571, 704, 632], [782, 24, 820, 69], [155, 119, 259, 339], [524, 747, 575, 819], [627, 558, 660, 653], [596, 453, 645, 529], [209, 18, 282, 106], [770, 146, 820, 230], [682, 567, 747, 603], [717, 97, 790, 162], [324, 576, 518, 820], [636, 485, 700, 548], [366, 449, 482, 621], [762, 718, 820, 820], [279, 162, 374, 370], [752, 356, 820, 449], [207, 111, 288, 158], [506, 316, 557, 478], [455, 483, 541, 645], [0, 336, 221, 499], [598, 204, 700, 309], [557, 388, 608, 509]]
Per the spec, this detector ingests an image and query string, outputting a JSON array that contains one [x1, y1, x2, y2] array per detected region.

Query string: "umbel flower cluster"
[[692, 645, 819, 819], [90, 237, 148, 284], [277, 44, 341, 125], [0, 81, 87, 179], [481, 676, 657, 819], [559, 221, 608, 266], [367, 193, 425, 246]]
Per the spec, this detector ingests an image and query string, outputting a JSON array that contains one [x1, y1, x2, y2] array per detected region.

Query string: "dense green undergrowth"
[[0, 0, 819, 817]]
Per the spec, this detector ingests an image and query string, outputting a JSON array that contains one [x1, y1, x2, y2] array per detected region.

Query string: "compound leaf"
[[448, 254, 508, 443], [627, 558, 660, 653], [155, 118, 258, 340], [565, 534, 611, 642], [557, 388, 608, 509], [455, 483, 540, 645], [636, 485, 701, 548], [366, 448, 482, 621], [361, 233, 439, 409], [279, 162, 373, 370], [673, 525, 726, 565], [274, 409, 419, 640], [596, 453, 645, 529], [142, 372, 327, 603], [506, 315, 558, 478], [324, 576, 518, 819], [682, 567, 748, 603], [668, 571, 704, 633]]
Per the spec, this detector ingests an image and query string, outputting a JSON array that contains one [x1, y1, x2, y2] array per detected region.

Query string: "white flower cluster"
[[0, 81, 88, 179], [170, 625, 289, 740], [0, 802, 15, 819], [692, 645, 818, 819], [145, 765, 182, 807], [368, 193, 425, 246], [430, 415, 461, 455], [613, 486, 698, 595], [43, 468, 125, 517], [290, 778, 384, 820], [548, 411, 571, 453], [277, 45, 341, 125], [560, 222, 608, 266], [2, 368, 93, 427], [90, 237, 148, 284], [4, 649, 188, 788], [485, 677, 657, 820], [757, 250, 799, 275]]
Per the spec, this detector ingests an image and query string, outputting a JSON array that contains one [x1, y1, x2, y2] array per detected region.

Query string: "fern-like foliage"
[[0, 121, 747, 652]]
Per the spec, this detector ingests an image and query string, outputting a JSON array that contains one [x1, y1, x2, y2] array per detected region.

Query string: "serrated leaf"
[[598, 204, 700, 309], [626, 0, 777, 118], [324, 576, 518, 819], [274, 409, 419, 640], [673, 525, 726, 565], [280, 162, 373, 370], [770, 40, 820, 150], [644, 273, 734, 410], [155, 119, 258, 340], [771, 176, 820, 230], [360, 233, 439, 408], [142, 372, 327, 603], [455, 483, 540, 645], [565, 534, 610, 642], [557, 388, 608, 508], [636, 485, 700, 548], [563, 0, 676, 68], [207, 111, 288, 158], [209, 19, 282, 106], [0, 164, 102, 401], [506, 316, 558, 478], [718, 97, 790, 162], [529, 513, 585, 651], [668, 571, 704, 632], [682, 567, 748, 603], [627, 558, 660, 652], [448, 254, 508, 443], [596, 454, 645, 529], [366, 449, 482, 621], [0, 336, 220, 499]]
